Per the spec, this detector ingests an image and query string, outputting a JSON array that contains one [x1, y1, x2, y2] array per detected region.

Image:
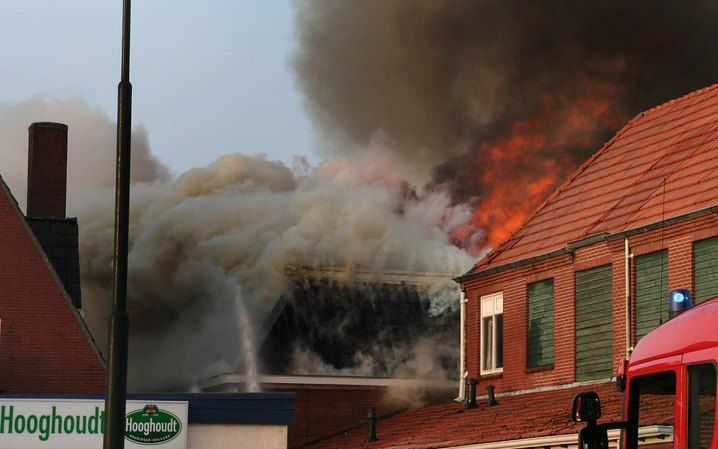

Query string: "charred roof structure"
[[259, 267, 457, 377]]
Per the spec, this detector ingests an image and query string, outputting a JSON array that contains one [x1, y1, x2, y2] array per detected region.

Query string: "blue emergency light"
[[668, 289, 693, 319]]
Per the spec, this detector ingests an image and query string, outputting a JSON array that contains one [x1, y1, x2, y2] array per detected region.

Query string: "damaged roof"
[[467, 83, 718, 276], [260, 280, 457, 376]]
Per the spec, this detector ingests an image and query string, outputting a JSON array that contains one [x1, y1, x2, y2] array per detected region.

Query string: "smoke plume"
[[0, 97, 472, 390], [294, 0, 718, 248], [72, 139, 471, 389], [0, 96, 169, 209]]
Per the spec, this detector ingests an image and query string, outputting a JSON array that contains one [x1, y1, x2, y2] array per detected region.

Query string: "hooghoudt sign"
[[0, 399, 188, 448]]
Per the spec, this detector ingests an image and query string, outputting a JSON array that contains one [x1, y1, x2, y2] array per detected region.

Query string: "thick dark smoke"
[[294, 0, 718, 246]]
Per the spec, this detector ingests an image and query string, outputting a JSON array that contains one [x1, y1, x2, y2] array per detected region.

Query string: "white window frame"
[[480, 292, 503, 375]]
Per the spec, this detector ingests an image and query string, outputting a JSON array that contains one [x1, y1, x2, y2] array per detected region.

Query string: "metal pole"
[[103, 0, 132, 448]]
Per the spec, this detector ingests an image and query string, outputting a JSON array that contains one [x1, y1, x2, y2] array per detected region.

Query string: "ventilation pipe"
[[455, 289, 468, 401], [487, 384, 499, 407], [465, 378, 477, 410], [365, 408, 378, 442]]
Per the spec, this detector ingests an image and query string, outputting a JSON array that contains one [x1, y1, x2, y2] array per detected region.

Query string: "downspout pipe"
[[625, 238, 633, 359], [455, 289, 468, 402]]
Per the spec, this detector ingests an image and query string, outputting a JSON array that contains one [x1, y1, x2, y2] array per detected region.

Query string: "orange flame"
[[452, 81, 626, 257]]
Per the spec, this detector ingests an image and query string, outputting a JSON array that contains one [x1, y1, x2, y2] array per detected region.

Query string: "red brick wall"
[[461, 212, 718, 395], [272, 385, 455, 448], [276, 387, 398, 448], [0, 180, 105, 393]]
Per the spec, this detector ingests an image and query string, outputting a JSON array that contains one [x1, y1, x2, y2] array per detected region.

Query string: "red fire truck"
[[572, 292, 718, 449]]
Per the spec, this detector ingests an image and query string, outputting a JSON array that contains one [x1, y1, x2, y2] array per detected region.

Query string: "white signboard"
[[0, 398, 188, 449]]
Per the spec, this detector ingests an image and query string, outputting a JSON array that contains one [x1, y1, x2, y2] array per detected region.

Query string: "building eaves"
[[456, 203, 718, 283]]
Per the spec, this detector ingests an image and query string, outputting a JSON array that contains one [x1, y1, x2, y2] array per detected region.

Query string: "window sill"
[[525, 364, 554, 374], [479, 370, 503, 380]]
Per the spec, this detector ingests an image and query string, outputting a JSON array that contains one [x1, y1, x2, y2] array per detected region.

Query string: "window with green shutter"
[[635, 250, 668, 341], [575, 264, 613, 381], [694, 236, 718, 304], [527, 279, 554, 368]]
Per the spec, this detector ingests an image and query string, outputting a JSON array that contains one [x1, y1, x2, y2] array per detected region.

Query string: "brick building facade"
[[459, 83, 718, 395], [0, 122, 105, 393], [305, 84, 718, 449]]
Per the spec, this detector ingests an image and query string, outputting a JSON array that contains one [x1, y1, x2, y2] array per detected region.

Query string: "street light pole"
[[103, 0, 132, 448]]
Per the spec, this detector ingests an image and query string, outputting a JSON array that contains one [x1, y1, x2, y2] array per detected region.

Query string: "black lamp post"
[[103, 0, 133, 448]]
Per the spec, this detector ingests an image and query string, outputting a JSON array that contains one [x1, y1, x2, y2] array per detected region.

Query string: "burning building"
[[297, 83, 718, 449], [0, 98, 473, 447]]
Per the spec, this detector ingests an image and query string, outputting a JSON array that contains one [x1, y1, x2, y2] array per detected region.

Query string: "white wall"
[[188, 424, 287, 449]]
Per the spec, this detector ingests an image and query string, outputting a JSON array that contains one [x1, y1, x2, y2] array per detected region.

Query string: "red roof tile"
[[304, 383, 622, 449], [471, 84, 718, 273]]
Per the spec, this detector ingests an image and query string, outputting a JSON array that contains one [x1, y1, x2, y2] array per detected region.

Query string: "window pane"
[[635, 250, 668, 341], [688, 364, 717, 449], [527, 279, 554, 367], [694, 237, 718, 304], [495, 314, 503, 369], [627, 371, 676, 449], [575, 264, 613, 381], [482, 316, 493, 371]]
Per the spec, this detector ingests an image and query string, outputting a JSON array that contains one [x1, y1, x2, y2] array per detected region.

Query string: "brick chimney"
[[26, 122, 68, 218]]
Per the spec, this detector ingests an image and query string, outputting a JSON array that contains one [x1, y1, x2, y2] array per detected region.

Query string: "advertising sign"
[[0, 398, 188, 449]]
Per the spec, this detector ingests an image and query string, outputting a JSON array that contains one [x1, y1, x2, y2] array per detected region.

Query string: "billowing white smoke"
[[77, 148, 472, 389], [0, 98, 473, 390]]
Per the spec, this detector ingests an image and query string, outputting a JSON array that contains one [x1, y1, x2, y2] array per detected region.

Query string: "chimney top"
[[29, 122, 68, 131], [26, 122, 68, 218]]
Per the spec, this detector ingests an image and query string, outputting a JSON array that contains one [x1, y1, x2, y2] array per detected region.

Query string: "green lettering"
[[38, 415, 51, 441], [26, 415, 38, 433], [63, 415, 74, 433], [51, 406, 62, 434], [0, 405, 13, 433], [89, 407, 99, 434], [14, 414, 25, 433], [76, 415, 88, 434]]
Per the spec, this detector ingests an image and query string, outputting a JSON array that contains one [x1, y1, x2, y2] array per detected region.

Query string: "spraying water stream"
[[235, 289, 262, 392]]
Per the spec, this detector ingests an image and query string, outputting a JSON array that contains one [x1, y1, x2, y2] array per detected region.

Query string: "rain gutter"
[[455, 205, 718, 283]]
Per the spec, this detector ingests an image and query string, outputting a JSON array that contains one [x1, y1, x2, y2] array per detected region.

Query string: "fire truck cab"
[[572, 295, 718, 449]]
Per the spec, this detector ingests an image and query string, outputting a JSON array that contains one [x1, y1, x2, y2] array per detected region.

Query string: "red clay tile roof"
[[471, 83, 718, 274], [303, 382, 623, 449]]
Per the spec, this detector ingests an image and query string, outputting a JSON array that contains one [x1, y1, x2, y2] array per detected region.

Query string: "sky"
[[0, 0, 315, 176]]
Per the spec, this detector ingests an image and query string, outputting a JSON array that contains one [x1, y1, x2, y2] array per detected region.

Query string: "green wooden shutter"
[[575, 264, 613, 381], [635, 250, 668, 341], [527, 279, 554, 368], [694, 237, 718, 304]]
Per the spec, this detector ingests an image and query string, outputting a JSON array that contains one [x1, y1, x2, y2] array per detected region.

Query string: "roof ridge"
[[474, 110, 645, 271], [640, 82, 718, 117]]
